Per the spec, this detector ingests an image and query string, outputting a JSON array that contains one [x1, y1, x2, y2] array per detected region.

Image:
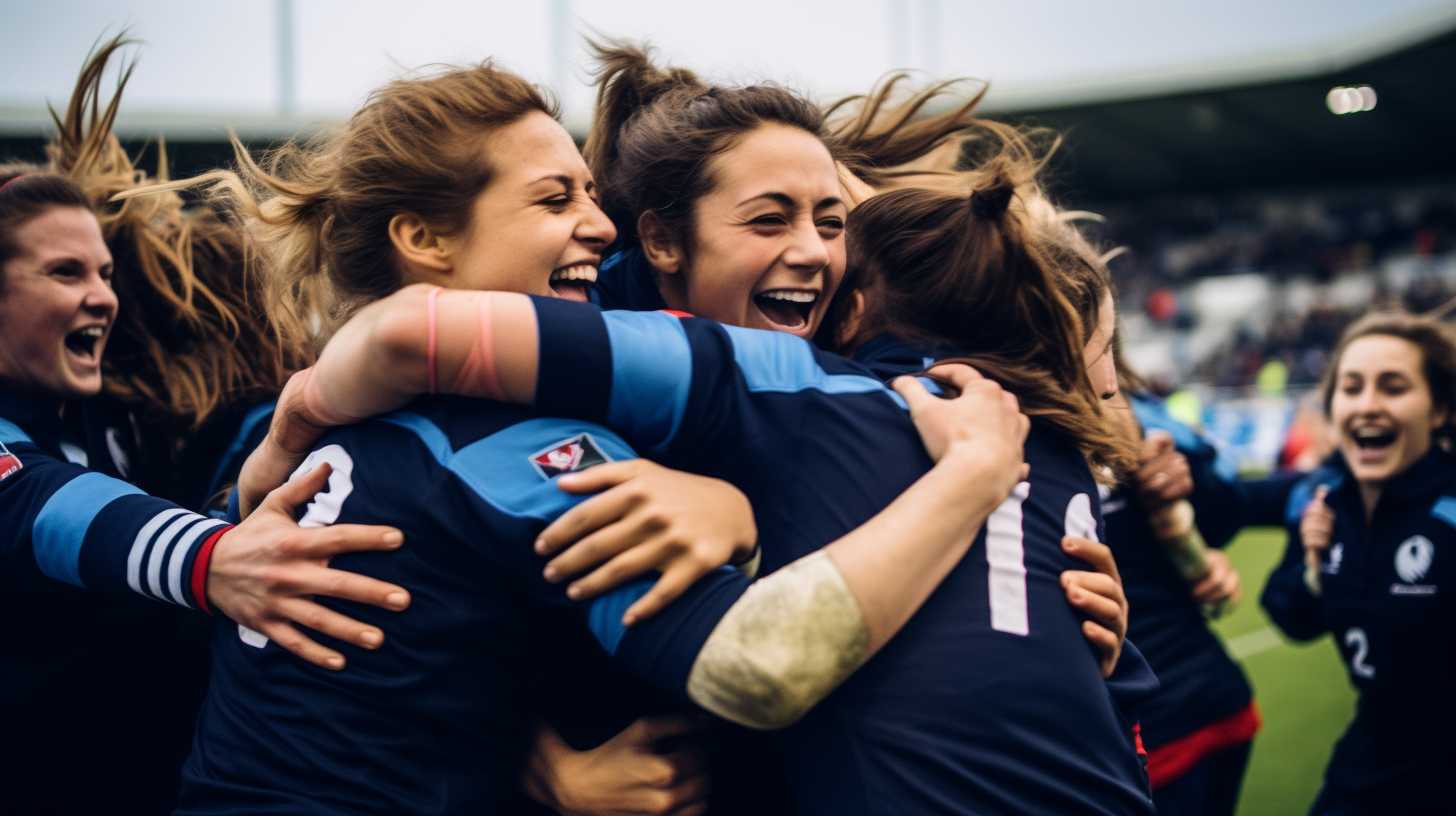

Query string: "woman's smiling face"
[[656, 123, 847, 339], [1330, 333, 1446, 487]]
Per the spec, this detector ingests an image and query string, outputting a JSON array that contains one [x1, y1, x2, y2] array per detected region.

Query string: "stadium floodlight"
[[1326, 85, 1377, 115]]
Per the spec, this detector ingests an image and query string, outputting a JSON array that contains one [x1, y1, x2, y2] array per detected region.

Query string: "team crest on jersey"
[[529, 433, 611, 479], [1324, 542, 1344, 575], [0, 441, 22, 483]]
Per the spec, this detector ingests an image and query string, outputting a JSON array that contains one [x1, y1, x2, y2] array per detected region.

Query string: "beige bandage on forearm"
[[686, 551, 870, 730]]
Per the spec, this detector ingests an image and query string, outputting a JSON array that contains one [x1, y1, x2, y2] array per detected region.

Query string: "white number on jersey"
[[1344, 627, 1375, 679], [238, 444, 357, 649], [986, 484, 1097, 636]]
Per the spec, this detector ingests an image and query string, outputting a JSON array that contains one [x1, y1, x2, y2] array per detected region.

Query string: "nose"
[[82, 274, 118, 320], [1352, 384, 1383, 415], [576, 202, 617, 250], [783, 218, 831, 275]]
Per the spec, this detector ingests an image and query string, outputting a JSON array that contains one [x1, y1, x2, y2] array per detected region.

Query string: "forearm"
[[686, 445, 1002, 729]]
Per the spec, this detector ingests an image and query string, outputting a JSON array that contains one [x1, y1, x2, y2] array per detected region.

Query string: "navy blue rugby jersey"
[[1097, 394, 1253, 747], [0, 392, 215, 813], [1262, 449, 1454, 813], [530, 301, 1157, 815], [177, 396, 762, 815]]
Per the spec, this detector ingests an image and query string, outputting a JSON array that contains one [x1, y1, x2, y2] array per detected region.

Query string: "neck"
[[1357, 481, 1381, 522]]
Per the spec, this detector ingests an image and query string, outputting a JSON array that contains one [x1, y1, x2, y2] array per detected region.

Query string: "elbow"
[[686, 647, 819, 730]]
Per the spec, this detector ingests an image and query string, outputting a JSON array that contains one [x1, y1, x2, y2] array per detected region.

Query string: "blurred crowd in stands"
[[1093, 187, 1456, 391]]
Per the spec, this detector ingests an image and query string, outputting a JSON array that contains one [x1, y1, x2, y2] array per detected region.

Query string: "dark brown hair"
[[583, 40, 990, 254], [0, 170, 93, 279], [1320, 311, 1456, 442], [840, 130, 1136, 477]]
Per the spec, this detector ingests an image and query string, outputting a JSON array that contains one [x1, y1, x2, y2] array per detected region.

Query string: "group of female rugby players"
[[1, 34, 1449, 816]]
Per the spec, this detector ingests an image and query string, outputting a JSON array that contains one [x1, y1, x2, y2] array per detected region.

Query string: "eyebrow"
[[736, 192, 847, 211], [528, 174, 574, 189]]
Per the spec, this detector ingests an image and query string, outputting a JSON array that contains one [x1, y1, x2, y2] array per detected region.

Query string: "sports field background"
[[1206, 527, 1355, 816]]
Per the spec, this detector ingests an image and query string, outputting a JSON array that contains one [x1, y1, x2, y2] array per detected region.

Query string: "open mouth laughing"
[[548, 262, 598, 303], [753, 288, 819, 333], [63, 324, 107, 367]]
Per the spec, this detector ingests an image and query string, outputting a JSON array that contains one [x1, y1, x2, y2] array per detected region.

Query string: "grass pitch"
[[1206, 527, 1355, 816]]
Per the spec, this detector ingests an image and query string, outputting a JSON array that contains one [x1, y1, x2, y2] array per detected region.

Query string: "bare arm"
[[686, 366, 1028, 728]]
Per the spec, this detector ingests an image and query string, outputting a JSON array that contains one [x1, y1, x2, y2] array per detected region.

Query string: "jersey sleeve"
[[531, 297, 895, 466], [1258, 474, 1331, 641], [414, 408, 750, 698], [0, 432, 227, 609]]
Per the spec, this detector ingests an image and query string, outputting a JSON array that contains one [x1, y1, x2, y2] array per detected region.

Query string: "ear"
[[387, 213, 453, 276], [836, 289, 867, 349], [637, 211, 684, 276], [1432, 404, 1449, 432]]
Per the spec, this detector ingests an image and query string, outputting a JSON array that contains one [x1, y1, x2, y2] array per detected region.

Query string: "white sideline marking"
[[1226, 626, 1285, 660]]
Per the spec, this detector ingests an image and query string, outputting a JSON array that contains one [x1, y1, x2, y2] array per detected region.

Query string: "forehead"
[[10, 206, 109, 266], [1340, 334, 1423, 374], [480, 111, 589, 186], [706, 123, 839, 204]]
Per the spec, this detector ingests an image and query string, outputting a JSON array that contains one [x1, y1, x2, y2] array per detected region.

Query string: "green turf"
[[1206, 528, 1356, 816]]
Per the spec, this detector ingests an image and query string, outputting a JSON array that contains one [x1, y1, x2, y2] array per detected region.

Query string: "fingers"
[[264, 461, 332, 512], [628, 714, 707, 745], [924, 363, 985, 392], [554, 459, 645, 495], [564, 545, 660, 602], [1082, 620, 1122, 679], [1062, 573, 1126, 634], [256, 619, 346, 671], [892, 376, 935, 413], [537, 486, 638, 558], [1062, 536, 1122, 587], [291, 523, 405, 559], [1141, 431, 1174, 460], [283, 563, 411, 611], [544, 516, 642, 583], [623, 565, 700, 627], [275, 596, 386, 652]]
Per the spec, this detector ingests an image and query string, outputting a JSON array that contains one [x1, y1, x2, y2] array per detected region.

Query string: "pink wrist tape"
[[450, 296, 505, 401]]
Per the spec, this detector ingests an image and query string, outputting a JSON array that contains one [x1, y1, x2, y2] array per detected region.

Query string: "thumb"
[[265, 461, 332, 513], [892, 376, 934, 413], [1312, 485, 1329, 506], [1144, 430, 1174, 456]]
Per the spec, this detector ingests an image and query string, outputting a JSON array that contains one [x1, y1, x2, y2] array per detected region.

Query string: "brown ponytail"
[[843, 132, 1136, 478]]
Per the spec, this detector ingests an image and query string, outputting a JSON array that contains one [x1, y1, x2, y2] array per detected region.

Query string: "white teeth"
[[758, 290, 817, 303], [79, 327, 105, 339], [550, 264, 598, 283], [1353, 428, 1390, 439]]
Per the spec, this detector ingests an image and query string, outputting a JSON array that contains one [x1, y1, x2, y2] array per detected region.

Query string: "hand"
[[237, 369, 333, 518], [209, 462, 411, 670], [1134, 431, 1193, 507], [1301, 485, 1334, 591], [1191, 548, 1240, 606], [1060, 536, 1129, 679], [538, 461, 757, 626], [523, 717, 711, 816], [893, 364, 1030, 500]]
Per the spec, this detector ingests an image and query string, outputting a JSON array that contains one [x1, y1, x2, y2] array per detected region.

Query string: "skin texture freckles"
[[686, 551, 870, 730]]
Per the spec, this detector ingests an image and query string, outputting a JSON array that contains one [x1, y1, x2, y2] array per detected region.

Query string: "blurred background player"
[[1262, 311, 1455, 815]]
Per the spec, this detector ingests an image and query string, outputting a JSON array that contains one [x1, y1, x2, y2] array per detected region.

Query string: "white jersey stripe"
[[147, 513, 201, 601], [167, 518, 225, 608], [127, 508, 190, 596], [987, 481, 1031, 636]]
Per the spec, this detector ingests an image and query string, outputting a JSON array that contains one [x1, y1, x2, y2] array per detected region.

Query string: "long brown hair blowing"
[[843, 147, 1137, 478], [583, 41, 992, 249], [44, 35, 304, 429], [136, 60, 555, 340], [1319, 311, 1456, 445]]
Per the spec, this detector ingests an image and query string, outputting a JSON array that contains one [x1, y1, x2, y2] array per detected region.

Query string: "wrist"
[[191, 524, 235, 614]]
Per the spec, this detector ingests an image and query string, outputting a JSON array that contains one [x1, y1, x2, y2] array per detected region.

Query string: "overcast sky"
[[2, 0, 1452, 135]]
